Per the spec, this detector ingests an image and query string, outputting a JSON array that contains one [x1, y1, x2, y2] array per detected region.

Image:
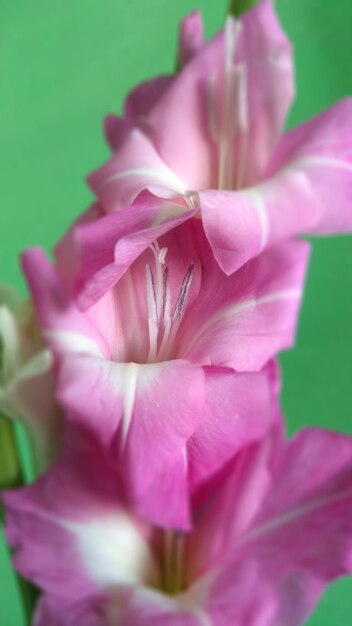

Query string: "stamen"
[[154, 269, 171, 362], [145, 253, 194, 363], [158, 246, 168, 265], [145, 264, 158, 362], [173, 265, 194, 322], [184, 190, 200, 213], [145, 264, 158, 322], [149, 243, 167, 323], [162, 268, 171, 326]]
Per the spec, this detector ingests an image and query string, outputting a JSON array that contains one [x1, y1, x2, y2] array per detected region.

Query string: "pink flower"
[[5, 417, 352, 626], [22, 218, 308, 527], [0, 283, 62, 473], [88, 0, 352, 276]]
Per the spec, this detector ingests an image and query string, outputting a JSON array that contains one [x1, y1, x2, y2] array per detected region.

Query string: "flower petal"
[[21, 248, 107, 358], [67, 193, 195, 309], [88, 128, 188, 212], [103, 74, 174, 152], [54, 203, 104, 291], [268, 98, 352, 233], [178, 12, 205, 67], [201, 427, 352, 626], [34, 596, 106, 626], [152, 0, 292, 185], [3, 431, 159, 600], [115, 584, 212, 626], [179, 238, 309, 371], [204, 99, 352, 275], [89, 0, 293, 213], [188, 366, 276, 497], [57, 357, 205, 528]]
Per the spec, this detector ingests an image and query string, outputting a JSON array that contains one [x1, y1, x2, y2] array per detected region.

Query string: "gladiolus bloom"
[[5, 418, 352, 626], [22, 219, 308, 527], [88, 0, 352, 276]]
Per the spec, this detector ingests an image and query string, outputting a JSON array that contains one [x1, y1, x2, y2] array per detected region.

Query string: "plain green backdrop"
[[1, 1, 352, 624]]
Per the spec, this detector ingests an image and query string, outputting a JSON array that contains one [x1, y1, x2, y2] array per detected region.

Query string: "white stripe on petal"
[[192, 609, 213, 626], [132, 571, 214, 624], [287, 155, 352, 173], [242, 485, 352, 544], [245, 188, 269, 252], [185, 289, 302, 357], [151, 200, 190, 227], [120, 363, 140, 450], [63, 514, 160, 588], [44, 330, 103, 358], [101, 167, 187, 195], [211, 288, 301, 321]]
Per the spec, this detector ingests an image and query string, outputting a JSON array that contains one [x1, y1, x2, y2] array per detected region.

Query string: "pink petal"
[[187, 421, 282, 584], [199, 168, 318, 275], [57, 357, 206, 528], [188, 366, 276, 497], [206, 560, 281, 626], [124, 76, 174, 123], [178, 12, 204, 67], [103, 75, 173, 151], [34, 596, 107, 626], [21, 248, 107, 358], [90, 0, 293, 215], [202, 100, 352, 275], [267, 98, 352, 233], [252, 427, 352, 578], [54, 203, 104, 291], [103, 115, 134, 152], [145, 0, 293, 189], [179, 238, 309, 370], [4, 431, 159, 599], [116, 587, 206, 626], [204, 428, 352, 626], [69, 193, 195, 309], [88, 128, 187, 212]]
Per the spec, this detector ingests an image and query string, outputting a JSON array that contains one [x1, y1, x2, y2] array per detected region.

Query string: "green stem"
[[228, 0, 259, 17], [0, 415, 39, 624], [0, 415, 23, 490], [15, 574, 40, 626]]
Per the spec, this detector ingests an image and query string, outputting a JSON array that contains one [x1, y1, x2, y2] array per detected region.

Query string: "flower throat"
[[145, 243, 194, 364]]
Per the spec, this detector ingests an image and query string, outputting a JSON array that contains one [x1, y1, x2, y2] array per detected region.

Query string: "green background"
[[0, 0, 351, 624]]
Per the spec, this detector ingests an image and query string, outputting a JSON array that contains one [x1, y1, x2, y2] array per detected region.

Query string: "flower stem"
[[228, 0, 259, 17], [15, 575, 40, 626], [0, 415, 23, 490], [0, 415, 39, 625]]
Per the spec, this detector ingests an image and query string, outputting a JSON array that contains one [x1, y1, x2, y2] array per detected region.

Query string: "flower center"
[[162, 530, 186, 595], [145, 243, 194, 364]]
